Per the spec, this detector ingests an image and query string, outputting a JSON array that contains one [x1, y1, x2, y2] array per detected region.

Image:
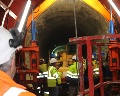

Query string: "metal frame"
[[69, 34, 120, 96], [16, 41, 39, 84]]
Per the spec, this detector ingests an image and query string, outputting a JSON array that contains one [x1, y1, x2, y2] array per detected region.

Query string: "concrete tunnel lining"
[[28, 0, 109, 62]]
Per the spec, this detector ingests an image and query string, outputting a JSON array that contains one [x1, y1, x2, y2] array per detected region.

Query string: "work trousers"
[[69, 86, 78, 96], [49, 86, 59, 96]]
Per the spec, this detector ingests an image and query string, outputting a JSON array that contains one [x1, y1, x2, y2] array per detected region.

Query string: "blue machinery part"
[[31, 21, 38, 41], [109, 20, 114, 34]]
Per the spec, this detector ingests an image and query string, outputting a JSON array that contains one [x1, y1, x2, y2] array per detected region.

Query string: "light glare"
[[108, 0, 120, 16], [18, 0, 31, 32]]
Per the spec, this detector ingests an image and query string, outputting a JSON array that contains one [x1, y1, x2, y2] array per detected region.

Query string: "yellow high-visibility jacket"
[[67, 62, 79, 79], [47, 66, 61, 87]]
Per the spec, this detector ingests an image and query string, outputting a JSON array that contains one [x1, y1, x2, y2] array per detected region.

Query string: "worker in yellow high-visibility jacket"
[[66, 55, 79, 96], [47, 58, 61, 96], [39, 58, 47, 73]]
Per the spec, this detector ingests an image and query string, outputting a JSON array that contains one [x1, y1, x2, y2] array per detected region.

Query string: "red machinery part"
[[16, 41, 39, 83], [69, 34, 120, 96]]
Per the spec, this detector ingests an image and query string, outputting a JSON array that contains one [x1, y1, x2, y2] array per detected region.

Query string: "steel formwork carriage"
[[69, 34, 120, 96]]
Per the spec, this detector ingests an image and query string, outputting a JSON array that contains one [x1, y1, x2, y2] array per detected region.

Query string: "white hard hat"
[[40, 58, 45, 62], [49, 58, 57, 64], [0, 26, 22, 65], [72, 55, 76, 60]]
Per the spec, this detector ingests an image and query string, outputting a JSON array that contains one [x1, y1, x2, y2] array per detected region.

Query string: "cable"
[[73, 0, 78, 37], [73, 0, 80, 94]]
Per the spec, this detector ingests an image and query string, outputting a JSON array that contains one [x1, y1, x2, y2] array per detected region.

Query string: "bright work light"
[[108, 0, 120, 16], [18, 0, 31, 32]]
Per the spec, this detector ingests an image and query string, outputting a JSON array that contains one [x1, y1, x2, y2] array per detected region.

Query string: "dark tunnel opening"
[[33, 0, 109, 62]]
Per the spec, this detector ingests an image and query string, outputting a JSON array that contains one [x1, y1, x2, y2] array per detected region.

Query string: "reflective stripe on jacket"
[[3, 87, 27, 96], [67, 62, 79, 78]]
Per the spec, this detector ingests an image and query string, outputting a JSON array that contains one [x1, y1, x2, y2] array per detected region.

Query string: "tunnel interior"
[[29, 0, 109, 62]]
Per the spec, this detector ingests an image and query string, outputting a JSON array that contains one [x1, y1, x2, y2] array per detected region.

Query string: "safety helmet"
[[49, 58, 57, 64], [92, 55, 94, 59], [39, 58, 45, 63], [0, 26, 22, 65], [72, 55, 76, 60], [50, 54, 56, 58], [40, 58, 45, 61]]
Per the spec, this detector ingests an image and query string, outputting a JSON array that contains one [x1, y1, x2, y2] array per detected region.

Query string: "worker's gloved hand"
[[9, 28, 24, 48]]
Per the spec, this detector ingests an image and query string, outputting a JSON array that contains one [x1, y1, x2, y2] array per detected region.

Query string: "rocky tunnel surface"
[[29, 0, 109, 61]]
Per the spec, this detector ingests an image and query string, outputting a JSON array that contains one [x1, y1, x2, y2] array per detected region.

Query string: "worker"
[[55, 61, 62, 86], [47, 58, 61, 96], [0, 26, 36, 96], [102, 60, 112, 80], [39, 58, 47, 74], [66, 55, 79, 96], [38, 58, 48, 96]]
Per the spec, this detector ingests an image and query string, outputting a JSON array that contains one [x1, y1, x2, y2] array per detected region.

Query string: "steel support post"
[[86, 39, 94, 96], [78, 44, 84, 96], [98, 46, 104, 96]]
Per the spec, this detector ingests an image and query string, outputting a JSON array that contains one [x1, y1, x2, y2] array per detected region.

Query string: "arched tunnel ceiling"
[[33, 0, 108, 60]]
